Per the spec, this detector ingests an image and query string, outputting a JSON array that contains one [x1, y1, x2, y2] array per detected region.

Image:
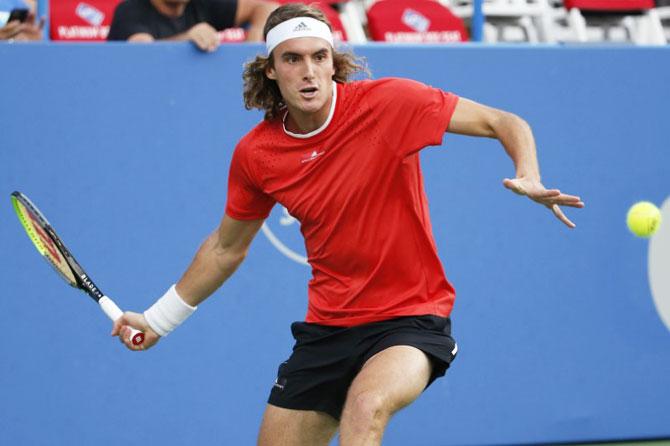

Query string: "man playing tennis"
[[112, 4, 584, 445]]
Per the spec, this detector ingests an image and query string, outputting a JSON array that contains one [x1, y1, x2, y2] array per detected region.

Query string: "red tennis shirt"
[[226, 78, 459, 327]]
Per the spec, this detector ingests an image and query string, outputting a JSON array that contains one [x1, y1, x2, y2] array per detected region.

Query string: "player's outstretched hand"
[[111, 312, 160, 351], [503, 177, 585, 228]]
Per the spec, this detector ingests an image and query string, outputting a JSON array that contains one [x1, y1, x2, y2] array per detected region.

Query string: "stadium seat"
[[218, 28, 247, 43], [366, 0, 469, 43], [49, 0, 120, 41], [336, 1, 368, 43], [444, 0, 556, 42], [563, 0, 666, 44], [655, 0, 670, 40], [275, 0, 356, 42]]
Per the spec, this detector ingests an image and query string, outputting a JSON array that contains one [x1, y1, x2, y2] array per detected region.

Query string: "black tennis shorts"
[[267, 315, 458, 420]]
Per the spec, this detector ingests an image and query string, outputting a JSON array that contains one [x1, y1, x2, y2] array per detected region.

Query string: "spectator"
[[0, 0, 43, 41], [108, 0, 278, 52]]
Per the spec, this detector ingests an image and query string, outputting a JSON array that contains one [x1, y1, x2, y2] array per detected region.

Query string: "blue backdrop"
[[1, 42, 669, 446]]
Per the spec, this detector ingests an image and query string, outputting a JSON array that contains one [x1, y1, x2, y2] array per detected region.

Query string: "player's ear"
[[327, 49, 336, 77], [265, 55, 277, 80]]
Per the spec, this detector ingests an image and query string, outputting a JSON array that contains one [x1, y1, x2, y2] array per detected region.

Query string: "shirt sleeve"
[[225, 143, 276, 220], [107, 1, 152, 41], [204, 0, 238, 30], [371, 78, 459, 158]]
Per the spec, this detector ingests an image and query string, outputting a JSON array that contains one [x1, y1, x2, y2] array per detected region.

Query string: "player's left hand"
[[503, 177, 585, 228]]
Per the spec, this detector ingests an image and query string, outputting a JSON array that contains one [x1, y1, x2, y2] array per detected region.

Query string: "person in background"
[[107, 0, 278, 52], [0, 0, 43, 41]]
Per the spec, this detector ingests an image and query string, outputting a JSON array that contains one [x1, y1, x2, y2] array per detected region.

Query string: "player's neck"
[[284, 97, 333, 136], [151, 0, 188, 18]]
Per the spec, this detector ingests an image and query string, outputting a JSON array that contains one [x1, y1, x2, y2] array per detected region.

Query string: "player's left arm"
[[447, 97, 584, 228], [235, 0, 279, 42]]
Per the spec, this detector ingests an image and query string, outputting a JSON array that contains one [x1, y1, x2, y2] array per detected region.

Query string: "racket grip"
[[99, 296, 145, 346]]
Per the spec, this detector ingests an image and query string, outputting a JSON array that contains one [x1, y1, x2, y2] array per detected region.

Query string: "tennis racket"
[[10, 191, 144, 346]]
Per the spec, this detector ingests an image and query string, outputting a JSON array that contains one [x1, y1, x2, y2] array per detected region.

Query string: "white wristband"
[[144, 285, 197, 337]]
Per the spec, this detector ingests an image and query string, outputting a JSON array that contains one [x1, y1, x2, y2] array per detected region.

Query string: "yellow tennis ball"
[[627, 201, 662, 238]]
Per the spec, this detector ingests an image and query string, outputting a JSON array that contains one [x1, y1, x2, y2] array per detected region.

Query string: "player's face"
[[266, 37, 336, 124]]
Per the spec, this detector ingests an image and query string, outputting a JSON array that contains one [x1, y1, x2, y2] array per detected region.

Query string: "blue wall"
[[1, 43, 669, 446]]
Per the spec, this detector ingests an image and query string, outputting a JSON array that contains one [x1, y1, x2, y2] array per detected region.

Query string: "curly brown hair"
[[242, 3, 368, 120]]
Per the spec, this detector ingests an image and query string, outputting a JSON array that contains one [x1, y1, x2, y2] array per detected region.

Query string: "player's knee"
[[346, 390, 389, 429]]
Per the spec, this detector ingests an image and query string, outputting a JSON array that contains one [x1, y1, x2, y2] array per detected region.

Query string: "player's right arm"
[[112, 214, 264, 350], [176, 215, 264, 305]]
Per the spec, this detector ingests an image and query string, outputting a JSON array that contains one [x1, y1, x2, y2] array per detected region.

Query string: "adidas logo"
[[293, 22, 311, 32]]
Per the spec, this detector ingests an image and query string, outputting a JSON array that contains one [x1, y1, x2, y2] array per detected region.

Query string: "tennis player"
[[112, 4, 584, 445]]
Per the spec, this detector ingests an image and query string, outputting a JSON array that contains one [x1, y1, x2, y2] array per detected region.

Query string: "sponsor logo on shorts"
[[273, 377, 287, 391]]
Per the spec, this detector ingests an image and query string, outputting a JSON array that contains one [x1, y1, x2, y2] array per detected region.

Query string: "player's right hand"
[[111, 312, 160, 351], [187, 22, 219, 52]]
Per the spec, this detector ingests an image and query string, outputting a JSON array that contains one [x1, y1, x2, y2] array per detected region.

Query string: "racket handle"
[[99, 296, 145, 346]]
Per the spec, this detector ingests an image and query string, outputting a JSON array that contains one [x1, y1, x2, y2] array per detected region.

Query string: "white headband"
[[266, 17, 334, 55]]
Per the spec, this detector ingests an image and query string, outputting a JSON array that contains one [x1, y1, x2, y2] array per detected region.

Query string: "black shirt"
[[108, 0, 238, 41]]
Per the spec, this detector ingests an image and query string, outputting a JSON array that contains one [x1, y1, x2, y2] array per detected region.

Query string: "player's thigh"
[[257, 403, 339, 446], [344, 345, 433, 416]]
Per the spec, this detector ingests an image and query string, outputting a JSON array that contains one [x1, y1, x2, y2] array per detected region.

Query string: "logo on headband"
[[293, 22, 311, 32], [266, 17, 334, 54]]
